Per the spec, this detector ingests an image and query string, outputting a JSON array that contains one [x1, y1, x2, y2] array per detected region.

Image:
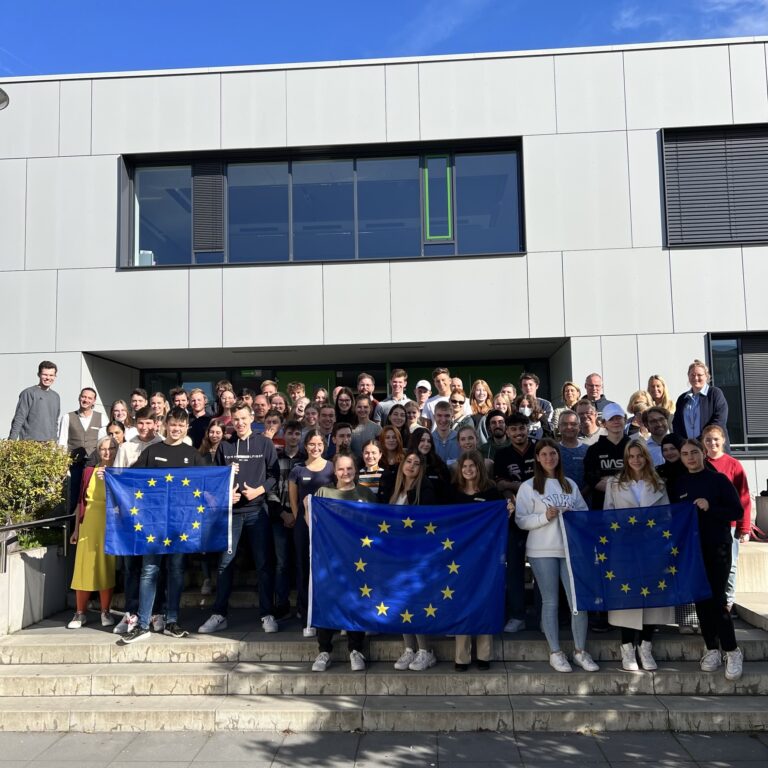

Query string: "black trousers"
[[696, 542, 737, 653], [317, 628, 365, 654]]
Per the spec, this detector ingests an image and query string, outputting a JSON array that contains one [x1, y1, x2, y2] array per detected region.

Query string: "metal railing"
[[0, 505, 73, 574]]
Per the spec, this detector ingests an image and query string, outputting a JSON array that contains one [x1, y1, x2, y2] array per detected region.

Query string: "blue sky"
[[1, 0, 767, 77]]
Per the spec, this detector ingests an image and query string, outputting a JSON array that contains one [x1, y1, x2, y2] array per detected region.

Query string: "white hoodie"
[[515, 477, 588, 558]]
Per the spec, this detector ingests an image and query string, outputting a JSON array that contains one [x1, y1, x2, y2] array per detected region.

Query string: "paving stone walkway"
[[0, 730, 766, 767]]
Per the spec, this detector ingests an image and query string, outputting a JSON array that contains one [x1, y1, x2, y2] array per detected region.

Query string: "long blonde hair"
[[615, 440, 665, 493], [469, 379, 494, 415], [647, 375, 675, 414], [389, 451, 425, 505]]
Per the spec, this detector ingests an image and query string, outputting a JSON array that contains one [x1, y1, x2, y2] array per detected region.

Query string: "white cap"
[[602, 402, 626, 421], [415, 379, 431, 391]]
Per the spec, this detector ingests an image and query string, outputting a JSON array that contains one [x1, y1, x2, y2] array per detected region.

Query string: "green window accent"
[[424, 155, 453, 240]]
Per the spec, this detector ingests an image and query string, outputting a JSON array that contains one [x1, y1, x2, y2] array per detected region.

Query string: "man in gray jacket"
[[8, 361, 60, 442]]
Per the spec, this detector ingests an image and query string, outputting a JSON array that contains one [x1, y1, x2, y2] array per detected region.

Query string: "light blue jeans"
[[529, 556, 587, 653], [726, 529, 739, 608]]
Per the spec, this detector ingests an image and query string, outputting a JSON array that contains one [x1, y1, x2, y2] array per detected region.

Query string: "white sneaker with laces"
[[303, 626, 317, 637], [549, 651, 572, 673], [621, 642, 639, 671], [503, 618, 525, 633], [394, 647, 416, 670], [151, 614, 166, 633], [349, 650, 366, 671], [198, 613, 228, 634], [67, 612, 87, 629], [200, 578, 212, 595], [100, 611, 115, 627], [112, 613, 137, 635], [638, 640, 657, 671], [261, 615, 278, 633], [573, 650, 599, 671], [312, 651, 331, 672], [700, 648, 722, 672], [409, 648, 436, 671], [724, 647, 743, 681]]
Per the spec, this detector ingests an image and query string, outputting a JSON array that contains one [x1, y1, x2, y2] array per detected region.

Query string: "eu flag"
[[561, 502, 711, 612], [309, 498, 508, 634], [104, 466, 233, 556]]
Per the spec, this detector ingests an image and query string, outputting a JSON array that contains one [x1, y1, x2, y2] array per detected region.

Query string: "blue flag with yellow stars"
[[308, 497, 508, 634], [561, 502, 711, 612], [104, 467, 233, 555]]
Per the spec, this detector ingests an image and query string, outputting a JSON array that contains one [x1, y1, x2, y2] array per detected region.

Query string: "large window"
[[128, 145, 523, 266]]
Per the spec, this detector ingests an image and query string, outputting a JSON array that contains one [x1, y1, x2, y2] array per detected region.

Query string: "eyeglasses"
[[450, 400, 465, 405]]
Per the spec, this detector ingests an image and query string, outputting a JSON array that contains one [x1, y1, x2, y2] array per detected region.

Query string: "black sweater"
[[584, 435, 629, 510], [215, 432, 280, 510]]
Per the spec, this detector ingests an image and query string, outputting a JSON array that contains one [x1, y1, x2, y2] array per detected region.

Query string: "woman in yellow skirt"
[[67, 436, 118, 628]]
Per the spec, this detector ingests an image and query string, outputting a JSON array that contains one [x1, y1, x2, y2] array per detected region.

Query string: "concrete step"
[[736, 592, 768, 632], [0, 692, 765, 732], [0, 660, 766, 698]]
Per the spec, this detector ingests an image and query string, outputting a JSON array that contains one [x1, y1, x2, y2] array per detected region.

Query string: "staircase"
[[0, 611, 766, 733]]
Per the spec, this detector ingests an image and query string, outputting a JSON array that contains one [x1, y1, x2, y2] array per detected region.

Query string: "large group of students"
[[7, 359, 752, 681]]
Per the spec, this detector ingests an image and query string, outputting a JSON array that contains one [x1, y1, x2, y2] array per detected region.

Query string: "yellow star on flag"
[[192, 520, 201, 529], [441, 586, 454, 600], [640, 586, 650, 597], [359, 584, 372, 598], [402, 517, 414, 528], [165, 473, 174, 483], [134, 490, 144, 499], [146, 534, 155, 543], [662, 530, 672, 539], [193, 489, 202, 498], [360, 536, 373, 548], [196, 505, 205, 514], [599, 536, 608, 545], [129, 506, 139, 516], [376, 602, 389, 616], [628, 516, 638, 525], [620, 583, 631, 593], [647, 519, 656, 528], [657, 579, 667, 590], [163, 538, 172, 547], [354, 558, 367, 572], [605, 570, 616, 580], [424, 522, 437, 534], [378, 521, 391, 534], [181, 478, 190, 486], [667, 565, 678, 576], [447, 561, 460, 574], [134, 522, 143, 531], [424, 604, 437, 617], [597, 552, 607, 562], [610, 522, 620, 531], [442, 538, 454, 550], [400, 609, 413, 623], [179, 533, 189, 542], [147, 478, 157, 487], [671, 546, 679, 556]]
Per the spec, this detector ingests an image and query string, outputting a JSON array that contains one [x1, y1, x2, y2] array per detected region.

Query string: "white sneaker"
[[151, 614, 166, 633], [200, 578, 212, 595], [700, 648, 722, 672], [100, 611, 115, 627], [112, 613, 137, 635], [638, 640, 657, 671], [621, 642, 639, 671], [261, 615, 278, 633], [198, 613, 228, 634], [503, 618, 525, 633], [350, 650, 366, 671], [312, 651, 331, 672], [573, 650, 599, 672], [724, 647, 743, 681], [67, 612, 87, 629], [303, 627, 317, 638], [549, 651, 572, 673], [394, 647, 416, 670], [409, 649, 437, 671]]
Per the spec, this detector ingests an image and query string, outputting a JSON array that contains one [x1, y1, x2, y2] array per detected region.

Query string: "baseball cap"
[[415, 379, 431, 391], [602, 402, 626, 421]]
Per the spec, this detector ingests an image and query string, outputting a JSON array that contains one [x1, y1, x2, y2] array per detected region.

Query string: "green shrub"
[[0, 441, 71, 528]]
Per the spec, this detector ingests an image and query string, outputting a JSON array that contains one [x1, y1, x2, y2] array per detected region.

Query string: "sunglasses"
[[450, 399, 465, 405]]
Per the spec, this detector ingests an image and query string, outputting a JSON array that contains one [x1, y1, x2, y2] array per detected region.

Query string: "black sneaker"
[[164, 622, 189, 638], [117, 625, 150, 645]]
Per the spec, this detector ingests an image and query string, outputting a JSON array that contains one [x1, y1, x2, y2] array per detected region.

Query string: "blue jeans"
[[271, 518, 291, 611], [138, 553, 185, 629], [529, 556, 587, 653], [213, 506, 275, 618], [726, 529, 739, 607]]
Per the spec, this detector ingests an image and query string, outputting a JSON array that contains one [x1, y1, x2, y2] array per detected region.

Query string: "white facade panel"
[[0, 271, 57, 354], [527, 251, 564, 339], [0, 159, 26, 271], [189, 268, 223, 349], [600, 335, 640, 406], [742, 245, 768, 331], [390, 256, 528, 343], [0, 81, 59, 159], [385, 64, 420, 142], [222, 265, 324, 347], [221, 71, 287, 149], [524, 132, 632, 252], [568, 337, 603, 386], [418, 57, 557, 140], [59, 80, 92, 156], [669, 247, 747, 333], [322, 262, 391, 345], [729, 43, 768, 124], [56, 268, 189, 351], [627, 130, 664, 248], [624, 46, 733, 130], [563, 248, 672, 337], [286, 66, 386, 147], [25, 155, 118, 270], [91, 74, 221, 154], [81, 353, 140, 416], [554, 52, 626, 133], [635, 332, 707, 396]]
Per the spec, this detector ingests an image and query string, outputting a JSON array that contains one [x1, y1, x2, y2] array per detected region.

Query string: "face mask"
[[520, 407, 533, 418]]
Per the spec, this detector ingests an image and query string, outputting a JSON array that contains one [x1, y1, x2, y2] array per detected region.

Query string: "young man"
[[238, 388, 256, 408], [493, 412, 537, 634], [169, 387, 189, 412], [480, 409, 510, 460], [421, 367, 453, 429], [584, 402, 629, 510], [317, 405, 336, 452], [252, 394, 269, 433], [431, 400, 460, 465], [519, 372, 554, 430], [329, 422, 353, 459], [118, 408, 206, 644], [129, 389, 149, 419], [187, 388, 211, 449], [198, 401, 280, 635], [584, 373, 610, 417], [8, 360, 60, 441], [643, 406, 670, 466], [376, 368, 411, 424], [286, 381, 306, 404], [356, 372, 380, 416], [413, 379, 432, 416], [558, 409, 588, 492], [499, 383, 517, 401], [576, 399, 603, 446], [260, 380, 278, 398]]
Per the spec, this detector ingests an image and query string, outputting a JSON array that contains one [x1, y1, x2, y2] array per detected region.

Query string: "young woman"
[[313, 388, 330, 407], [449, 389, 473, 431], [552, 382, 582, 436], [358, 440, 385, 496], [351, 395, 382, 456], [515, 394, 550, 440], [198, 419, 225, 465], [99, 400, 137, 441], [67, 437, 118, 628], [269, 392, 290, 417], [515, 438, 599, 673], [670, 439, 745, 681], [149, 392, 169, 419], [492, 393, 514, 416], [404, 402, 421, 434], [104, 419, 127, 446], [334, 387, 357, 426], [604, 441, 672, 671], [647, 374, 676, 415], [469, 380, 494, 422], [288, 430, 335, 637], [407, 427, 451, 502], [378, 425, 405, 469], [310, 454, 378, 673], [625, 391, 653, 438], [385, 403, 409, 446], [388, 451, 438, 672]]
